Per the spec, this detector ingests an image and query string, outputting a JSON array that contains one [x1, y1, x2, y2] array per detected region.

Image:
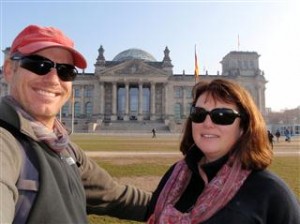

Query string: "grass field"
[[70, 133, 181, 152], [70, 133, 300, 224]]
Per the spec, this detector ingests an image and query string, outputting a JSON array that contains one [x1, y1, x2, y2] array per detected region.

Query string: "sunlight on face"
[[7, 48, 73, 129], [192, 92, 243, 162]]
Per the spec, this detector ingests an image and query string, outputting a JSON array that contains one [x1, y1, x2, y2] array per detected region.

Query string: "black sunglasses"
[[190, 106, 242, 125], [11, 55, 78, 81]]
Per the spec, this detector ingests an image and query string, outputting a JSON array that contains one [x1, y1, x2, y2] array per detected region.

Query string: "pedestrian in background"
[[268, 130, 274, 149], [152, 128, 156, 138], [275, 130, 281, 143]]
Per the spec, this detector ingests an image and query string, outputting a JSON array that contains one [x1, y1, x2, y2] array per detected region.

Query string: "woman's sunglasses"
[[10, 55, 78, 81], [190, 106, 242, 125]]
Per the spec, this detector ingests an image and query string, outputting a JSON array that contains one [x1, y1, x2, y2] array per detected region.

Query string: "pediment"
[[101, 60, 167, 76]]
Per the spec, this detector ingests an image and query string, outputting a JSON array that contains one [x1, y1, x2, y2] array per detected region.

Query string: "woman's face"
[[192, 92, 243, 162]]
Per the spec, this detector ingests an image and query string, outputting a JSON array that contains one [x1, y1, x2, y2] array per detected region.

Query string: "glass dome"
[[113, 48, 156, 62]]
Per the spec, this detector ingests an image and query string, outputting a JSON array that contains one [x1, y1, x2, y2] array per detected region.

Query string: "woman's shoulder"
[[245, 169, 299, 204], [249, 169, 292, 188]]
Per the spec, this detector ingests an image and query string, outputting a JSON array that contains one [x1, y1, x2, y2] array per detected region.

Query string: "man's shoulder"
[[0, 123, 23, 148]]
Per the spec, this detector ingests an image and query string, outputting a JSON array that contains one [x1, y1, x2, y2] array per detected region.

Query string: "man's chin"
[[31, 108, 59, 120]]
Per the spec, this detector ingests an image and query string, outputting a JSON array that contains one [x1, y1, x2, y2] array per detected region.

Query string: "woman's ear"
[[239, 128, 244, 137]]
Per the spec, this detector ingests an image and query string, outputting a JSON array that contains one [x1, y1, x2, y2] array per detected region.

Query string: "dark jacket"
[[147, 146, 300, 224], [0, 98, 151, 223]]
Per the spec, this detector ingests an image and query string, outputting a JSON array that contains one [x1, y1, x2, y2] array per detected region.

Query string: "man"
[[152, 128, 156, 138], [267, 130, 274, 149], [0, 25, 151, 223]]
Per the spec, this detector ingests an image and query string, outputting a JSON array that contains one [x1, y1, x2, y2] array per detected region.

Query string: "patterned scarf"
[[147, 156, 251, 224], [4, 96, 69, 153]]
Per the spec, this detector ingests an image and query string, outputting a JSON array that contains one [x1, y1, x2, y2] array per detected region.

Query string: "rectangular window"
[[185, 87, 193, 98], [84, 86, 94, 97], [74, 88, 80, 97], [175, 87, 183, 98], [174, 103, 182, 120]]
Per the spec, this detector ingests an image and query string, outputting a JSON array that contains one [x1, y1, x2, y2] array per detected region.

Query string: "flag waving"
[[194, 45, 199, 82]]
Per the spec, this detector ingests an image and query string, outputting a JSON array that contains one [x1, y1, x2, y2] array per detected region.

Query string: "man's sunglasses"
[[190, 106, 242, 125], [11, 55, 78, 81]]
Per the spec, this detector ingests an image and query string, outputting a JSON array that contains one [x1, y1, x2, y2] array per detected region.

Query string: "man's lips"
[[34, 88, 60, 98]]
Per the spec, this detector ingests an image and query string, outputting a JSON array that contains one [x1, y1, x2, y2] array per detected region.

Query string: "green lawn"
[[269, 156, 300, 197], [70, 133, 300, 223], [70, 133, 181, 151]]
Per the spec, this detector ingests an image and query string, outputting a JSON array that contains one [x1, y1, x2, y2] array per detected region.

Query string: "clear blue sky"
[[1, 0, 299, 111]]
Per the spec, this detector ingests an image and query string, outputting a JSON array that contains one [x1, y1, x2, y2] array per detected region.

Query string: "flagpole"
[[59, 108, 62, 122]]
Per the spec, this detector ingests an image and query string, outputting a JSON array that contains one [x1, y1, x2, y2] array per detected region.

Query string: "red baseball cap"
[[10, 25, 87, 69]]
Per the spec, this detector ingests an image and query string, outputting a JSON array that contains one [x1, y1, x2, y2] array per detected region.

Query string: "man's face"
[[4, 47, 74, 129]]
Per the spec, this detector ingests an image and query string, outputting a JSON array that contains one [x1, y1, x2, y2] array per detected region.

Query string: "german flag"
[[194, 45, 199, 82]]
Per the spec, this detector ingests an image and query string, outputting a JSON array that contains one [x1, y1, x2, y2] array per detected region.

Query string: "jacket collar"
[[185, 144, 229, 181], [0, 97, 38, 141]]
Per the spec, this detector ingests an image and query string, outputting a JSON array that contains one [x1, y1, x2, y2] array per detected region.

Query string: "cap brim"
[[18, 41, 87, 69]]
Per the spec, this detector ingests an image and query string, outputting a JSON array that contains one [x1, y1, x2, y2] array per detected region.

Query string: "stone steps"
[[99, 121, 170, 133]]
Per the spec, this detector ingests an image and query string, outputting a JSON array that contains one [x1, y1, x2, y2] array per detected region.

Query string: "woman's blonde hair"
[[180, 79, 272, 170]]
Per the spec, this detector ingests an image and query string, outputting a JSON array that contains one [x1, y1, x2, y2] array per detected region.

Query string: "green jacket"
[[0, 98, 151, 223]]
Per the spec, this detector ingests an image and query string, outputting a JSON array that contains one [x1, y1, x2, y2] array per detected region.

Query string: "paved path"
[[86, 151, 181, 157], [84, 135, 299, 158], [86, 150, 300, 158]]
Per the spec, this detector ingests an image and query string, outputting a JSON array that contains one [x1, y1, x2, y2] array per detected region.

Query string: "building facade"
[[1, 46, 267, 133]]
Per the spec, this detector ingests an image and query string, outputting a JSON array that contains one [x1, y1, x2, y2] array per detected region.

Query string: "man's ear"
[[3, 59, 14, 84]]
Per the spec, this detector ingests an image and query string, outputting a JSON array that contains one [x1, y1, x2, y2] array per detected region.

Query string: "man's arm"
[[70, 142, 152, 221], [0, 128, 22, 223]]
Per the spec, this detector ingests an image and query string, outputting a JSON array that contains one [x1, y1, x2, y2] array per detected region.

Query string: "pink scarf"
[[5, 96, 69, 153], [148, 156, 251, 224]]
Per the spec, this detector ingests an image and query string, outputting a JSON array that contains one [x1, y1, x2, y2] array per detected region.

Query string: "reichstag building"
[[0, 46, 267, 133]]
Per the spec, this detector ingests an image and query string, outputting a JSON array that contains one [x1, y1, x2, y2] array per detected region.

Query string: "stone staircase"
[[97, 120, 170, 133], [61, 118, 171, 133]]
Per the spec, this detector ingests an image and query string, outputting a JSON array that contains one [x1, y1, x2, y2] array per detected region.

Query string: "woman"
[[146, 79, 300, 224]]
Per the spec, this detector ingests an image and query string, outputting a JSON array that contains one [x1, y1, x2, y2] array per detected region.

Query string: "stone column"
[[164, 83, 168, 119], [182, 86, 186, 118], [111, 82, 117, 121], [257, 85, 265, 114], [262, 87, 266, 115], [150, 82, 156, 120], [80, 86, 84, 114], [99, 82, 104, 118], [124, 82, 129, 121], [138, 82, 143, 121], [255, 86, 263, 112], [257, 86, 261, 111]]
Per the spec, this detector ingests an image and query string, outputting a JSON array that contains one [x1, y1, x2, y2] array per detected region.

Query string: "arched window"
[[143, 87, 150, 113], [62, 104, 68, 117], [117, 87, 125, 117], [74, 102, 80, 117], [174, 103, 182, 120], [130, 87, 138, 113], [186, 103, 192, 117], [85, 102, 93, 117]]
